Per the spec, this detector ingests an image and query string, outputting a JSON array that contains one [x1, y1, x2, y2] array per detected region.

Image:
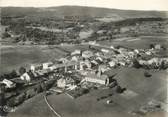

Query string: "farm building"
[[85, 73, 110, 85]]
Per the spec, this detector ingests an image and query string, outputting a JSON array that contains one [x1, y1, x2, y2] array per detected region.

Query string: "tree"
[[10, 70, 18, 78], [2, 32, 11, 38], [132, 59, 142, 68], [19, 67, 26, 75], [149, 44, 155, 49]]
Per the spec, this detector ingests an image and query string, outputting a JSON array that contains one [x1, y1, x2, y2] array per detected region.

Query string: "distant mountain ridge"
[[1, 6, 168, 20]]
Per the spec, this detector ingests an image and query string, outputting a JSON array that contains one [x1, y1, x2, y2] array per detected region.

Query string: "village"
[[0, 41, 168, 116]]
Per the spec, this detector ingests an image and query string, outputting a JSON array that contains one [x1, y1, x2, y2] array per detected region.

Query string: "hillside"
[[1, 6, 168, 45], [1, 6, 168, 19]]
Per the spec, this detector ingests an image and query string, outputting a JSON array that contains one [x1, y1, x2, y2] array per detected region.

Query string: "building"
[[128, 51, 135, 58], [82, 50, 93, 58], [43, 62, 53, 70], [110, 46, 115, 49], [79, 60, 91, 70], [118, 61, 126, 66], [109, 61, 116, 67], [20, 72, 31, 82], [97, 30, 106, 35], [59, 58, 69, 64], [155, 44, 161, 50], [134, 49, 139, 54], [101, 48, 109, 53], [139, 60, 148, 65], [88, 41, 96, 45], [91, 60, 98, 66], [71, 56, 80, 62], [95, 52, 104, 57], [84, 59, 92, 69], [71, 49, 81, 56], [147, 58, 159, 65], [98, 65, 110, 73], [57, 78, 75, 88], [54, 61, 80, 72], [96, 56, 103, 62], [85, 73, 110, 85], [57, 78, 66, 88], [2, 79, 16, 88], [30, 64, 43, 72]]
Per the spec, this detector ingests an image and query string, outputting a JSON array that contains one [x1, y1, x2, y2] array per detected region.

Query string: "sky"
[[0, 0, 168, 11]]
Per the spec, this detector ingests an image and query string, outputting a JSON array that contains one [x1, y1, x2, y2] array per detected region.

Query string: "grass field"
[[0, 44, 91, 75], [98, 35, 168, 49], [0, 45, 67, 74]]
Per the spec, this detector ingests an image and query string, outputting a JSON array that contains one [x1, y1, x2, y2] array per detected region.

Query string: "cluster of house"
[[138, 58, 168, 68], [2, 43, 167, 90], [19, 42, 167, 83], [13, 47, 117, 90]]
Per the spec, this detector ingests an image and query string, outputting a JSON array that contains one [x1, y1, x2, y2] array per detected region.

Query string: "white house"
[[128, 52, 135, 58], [139, 60, 148, 65], [57, 78, 66, 88], [110, 46, 115, 49], [20, 72, 31, 82], [43, 62, 53, 70], [95, 52, 103, 57], [57, 78, 75, 88], [71, 49, 81, 56], [147, 58, 159, 65], [155, 44, 161, 50], [97, 30, 106, 34], [71, 56, 79, 62], [118, 61, 126, 66], [91, 60, 98, 65], [2, 79, 16, 88], [49, 65, 57, 71], [134, 49, 139, 54], [80, 61, 85, 70], [89, 41, 96, 45], [96, 57, 103, 62], [101, 48, 109, 53], [109, 61, 116, 67]]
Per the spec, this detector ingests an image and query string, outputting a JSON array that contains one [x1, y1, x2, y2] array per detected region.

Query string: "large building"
[[85, 72, 110, 85]]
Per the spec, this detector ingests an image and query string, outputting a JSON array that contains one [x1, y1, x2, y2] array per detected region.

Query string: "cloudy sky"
[[0, 0, 168, 11]]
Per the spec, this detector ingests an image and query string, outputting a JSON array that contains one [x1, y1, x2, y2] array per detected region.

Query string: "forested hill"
[[1, 6, 168, 19]]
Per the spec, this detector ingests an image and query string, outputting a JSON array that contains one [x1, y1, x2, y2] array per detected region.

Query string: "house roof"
[[86, 72, 108, 80], [54, 61, 79, 68]]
